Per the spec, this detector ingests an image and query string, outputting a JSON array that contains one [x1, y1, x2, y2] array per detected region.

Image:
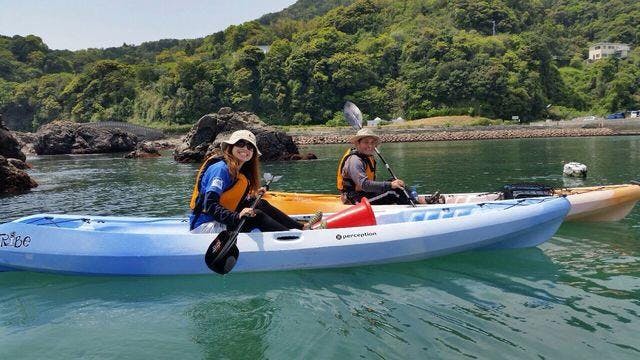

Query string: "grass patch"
[[391, 115, 500, 127]]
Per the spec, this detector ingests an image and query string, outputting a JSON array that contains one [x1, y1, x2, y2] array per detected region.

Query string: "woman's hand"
[[238, 208, 256, 218], [257, 186, 267, 196], [390, 179, 405, 189]]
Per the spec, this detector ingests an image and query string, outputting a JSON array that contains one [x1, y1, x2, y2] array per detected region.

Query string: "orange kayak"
[[264, 184, 640, 222]]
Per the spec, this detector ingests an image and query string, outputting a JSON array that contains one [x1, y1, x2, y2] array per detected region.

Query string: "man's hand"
[[390, 179, 405, 189]]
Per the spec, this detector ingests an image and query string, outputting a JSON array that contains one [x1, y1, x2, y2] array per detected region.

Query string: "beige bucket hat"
[[350, 128, 380, 144], [221, 130, 262, 156]]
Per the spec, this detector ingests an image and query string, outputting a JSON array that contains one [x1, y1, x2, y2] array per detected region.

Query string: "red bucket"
[[315, 197, 377, 229]]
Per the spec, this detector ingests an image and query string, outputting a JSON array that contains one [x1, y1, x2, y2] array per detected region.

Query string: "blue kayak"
[[0, 197, 570, 275]]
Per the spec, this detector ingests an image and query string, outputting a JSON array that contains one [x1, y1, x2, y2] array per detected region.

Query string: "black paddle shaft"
[[374, 148, 416, 206], [210, 182, 271, 266], [373, 148, 400, 181]]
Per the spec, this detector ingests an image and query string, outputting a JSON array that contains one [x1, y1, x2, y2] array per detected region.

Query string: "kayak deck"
[[15, 202, 493, 233]]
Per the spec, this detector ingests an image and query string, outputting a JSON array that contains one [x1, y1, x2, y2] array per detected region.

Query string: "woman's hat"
[[221, 130, 262, 156], [350, 128, 380, 144]]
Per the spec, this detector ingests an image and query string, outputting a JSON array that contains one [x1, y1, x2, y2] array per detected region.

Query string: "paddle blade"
[[272, 175, 283, 182], [205, 231, 240, 274], [343, 101, 363, 129], [263, 172, 274, 182]]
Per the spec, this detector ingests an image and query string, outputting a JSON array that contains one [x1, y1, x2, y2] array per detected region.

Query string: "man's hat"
[[350, 128, 380, 144]]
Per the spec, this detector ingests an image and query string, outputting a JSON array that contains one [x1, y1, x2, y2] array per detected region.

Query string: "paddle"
[[204, 172, 283, 274], [343, 101, 416, 207]]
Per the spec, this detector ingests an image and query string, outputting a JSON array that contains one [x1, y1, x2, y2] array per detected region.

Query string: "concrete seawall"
[[290, 122, 640, 145]]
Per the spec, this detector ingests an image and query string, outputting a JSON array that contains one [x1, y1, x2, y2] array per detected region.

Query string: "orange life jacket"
[[190, 155, 250, 213], [336, 148, 376, 192]]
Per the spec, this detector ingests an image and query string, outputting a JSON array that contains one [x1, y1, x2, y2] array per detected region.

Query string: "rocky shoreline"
[[288, 119, 640, 145], [4, 112, 639, 196], [13, 123, 640, 155], [291, 126, 629, 145]]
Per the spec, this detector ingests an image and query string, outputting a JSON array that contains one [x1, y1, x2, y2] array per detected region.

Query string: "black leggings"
[[238, 199, 303, 232]]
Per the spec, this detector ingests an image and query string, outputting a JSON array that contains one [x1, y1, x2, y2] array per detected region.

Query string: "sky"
[[0, 0, 297, 50]]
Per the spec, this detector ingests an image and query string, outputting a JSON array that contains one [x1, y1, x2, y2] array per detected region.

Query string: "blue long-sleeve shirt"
[[190, 161, 243, 229]]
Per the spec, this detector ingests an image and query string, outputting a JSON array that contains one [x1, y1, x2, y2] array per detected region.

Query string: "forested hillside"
[[1, 0, 638, 131]]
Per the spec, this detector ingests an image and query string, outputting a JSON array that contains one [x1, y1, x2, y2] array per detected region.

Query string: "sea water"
[[1, 136, 639, 359]]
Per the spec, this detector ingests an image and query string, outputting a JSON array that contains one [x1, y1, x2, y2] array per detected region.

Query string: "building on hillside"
[[588, 42, 630, 61], [366, 117, 405, 126], [256, 45, 271, 54], [367, 117, 383, 127]]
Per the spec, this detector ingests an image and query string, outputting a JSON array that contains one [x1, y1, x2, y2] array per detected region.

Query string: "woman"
[[189, 130, 322, 233]]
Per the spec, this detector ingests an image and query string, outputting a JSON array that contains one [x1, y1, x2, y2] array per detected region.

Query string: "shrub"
[[292, 112, 312, 125], [325, 111, 347, 127]]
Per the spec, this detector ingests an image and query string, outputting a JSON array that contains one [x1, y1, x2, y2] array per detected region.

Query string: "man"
[[337, 128, 424, 205]]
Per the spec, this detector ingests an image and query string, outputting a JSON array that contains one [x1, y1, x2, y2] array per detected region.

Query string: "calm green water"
[[1, 136, 639, 359]]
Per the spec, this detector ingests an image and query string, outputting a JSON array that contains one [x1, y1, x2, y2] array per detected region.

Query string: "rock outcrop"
[[0, 115, 36, 194], [124, 142, 162, 159], [34, 120, 138, 155], [7, 158, 30, 170], [12, 131, 38, 156], [0, 155, 38, 195], [173, 108, 302, 163], [0, 115, 26, 162]]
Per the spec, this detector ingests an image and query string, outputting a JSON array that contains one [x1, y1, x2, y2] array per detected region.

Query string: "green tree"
[[63, 60, 135, 122], [229, 46, 265, 111], [259, 40, 293, 121]]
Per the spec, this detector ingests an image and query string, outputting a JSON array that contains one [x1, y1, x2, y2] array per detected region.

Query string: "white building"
[[256, 45, 271, 54], [367, 117, 383, 127], [588, 42, 630, 61], [367, 117, 406, 126]]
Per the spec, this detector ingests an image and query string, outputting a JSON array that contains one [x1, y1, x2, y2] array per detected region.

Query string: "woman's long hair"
[[223, 144, 260, 195]]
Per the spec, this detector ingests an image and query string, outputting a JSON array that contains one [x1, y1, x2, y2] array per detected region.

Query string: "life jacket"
[[190, 155, 250, 216], [336, 148, 376, 192]]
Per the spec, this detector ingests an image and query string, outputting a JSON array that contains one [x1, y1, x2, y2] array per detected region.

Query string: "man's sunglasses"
[[234, 140, 255, 150]]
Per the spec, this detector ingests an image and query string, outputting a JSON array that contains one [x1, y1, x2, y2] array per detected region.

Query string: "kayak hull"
[[559, 185, 640, 221], [0, 198, 569, 275], [265, 184, 640, 222]]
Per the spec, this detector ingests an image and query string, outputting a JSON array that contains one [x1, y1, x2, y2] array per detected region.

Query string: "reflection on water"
[[0, 136, 639, 358]]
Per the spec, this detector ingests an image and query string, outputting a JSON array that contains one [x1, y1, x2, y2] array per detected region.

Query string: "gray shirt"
[[342, 154, 391, 193]]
